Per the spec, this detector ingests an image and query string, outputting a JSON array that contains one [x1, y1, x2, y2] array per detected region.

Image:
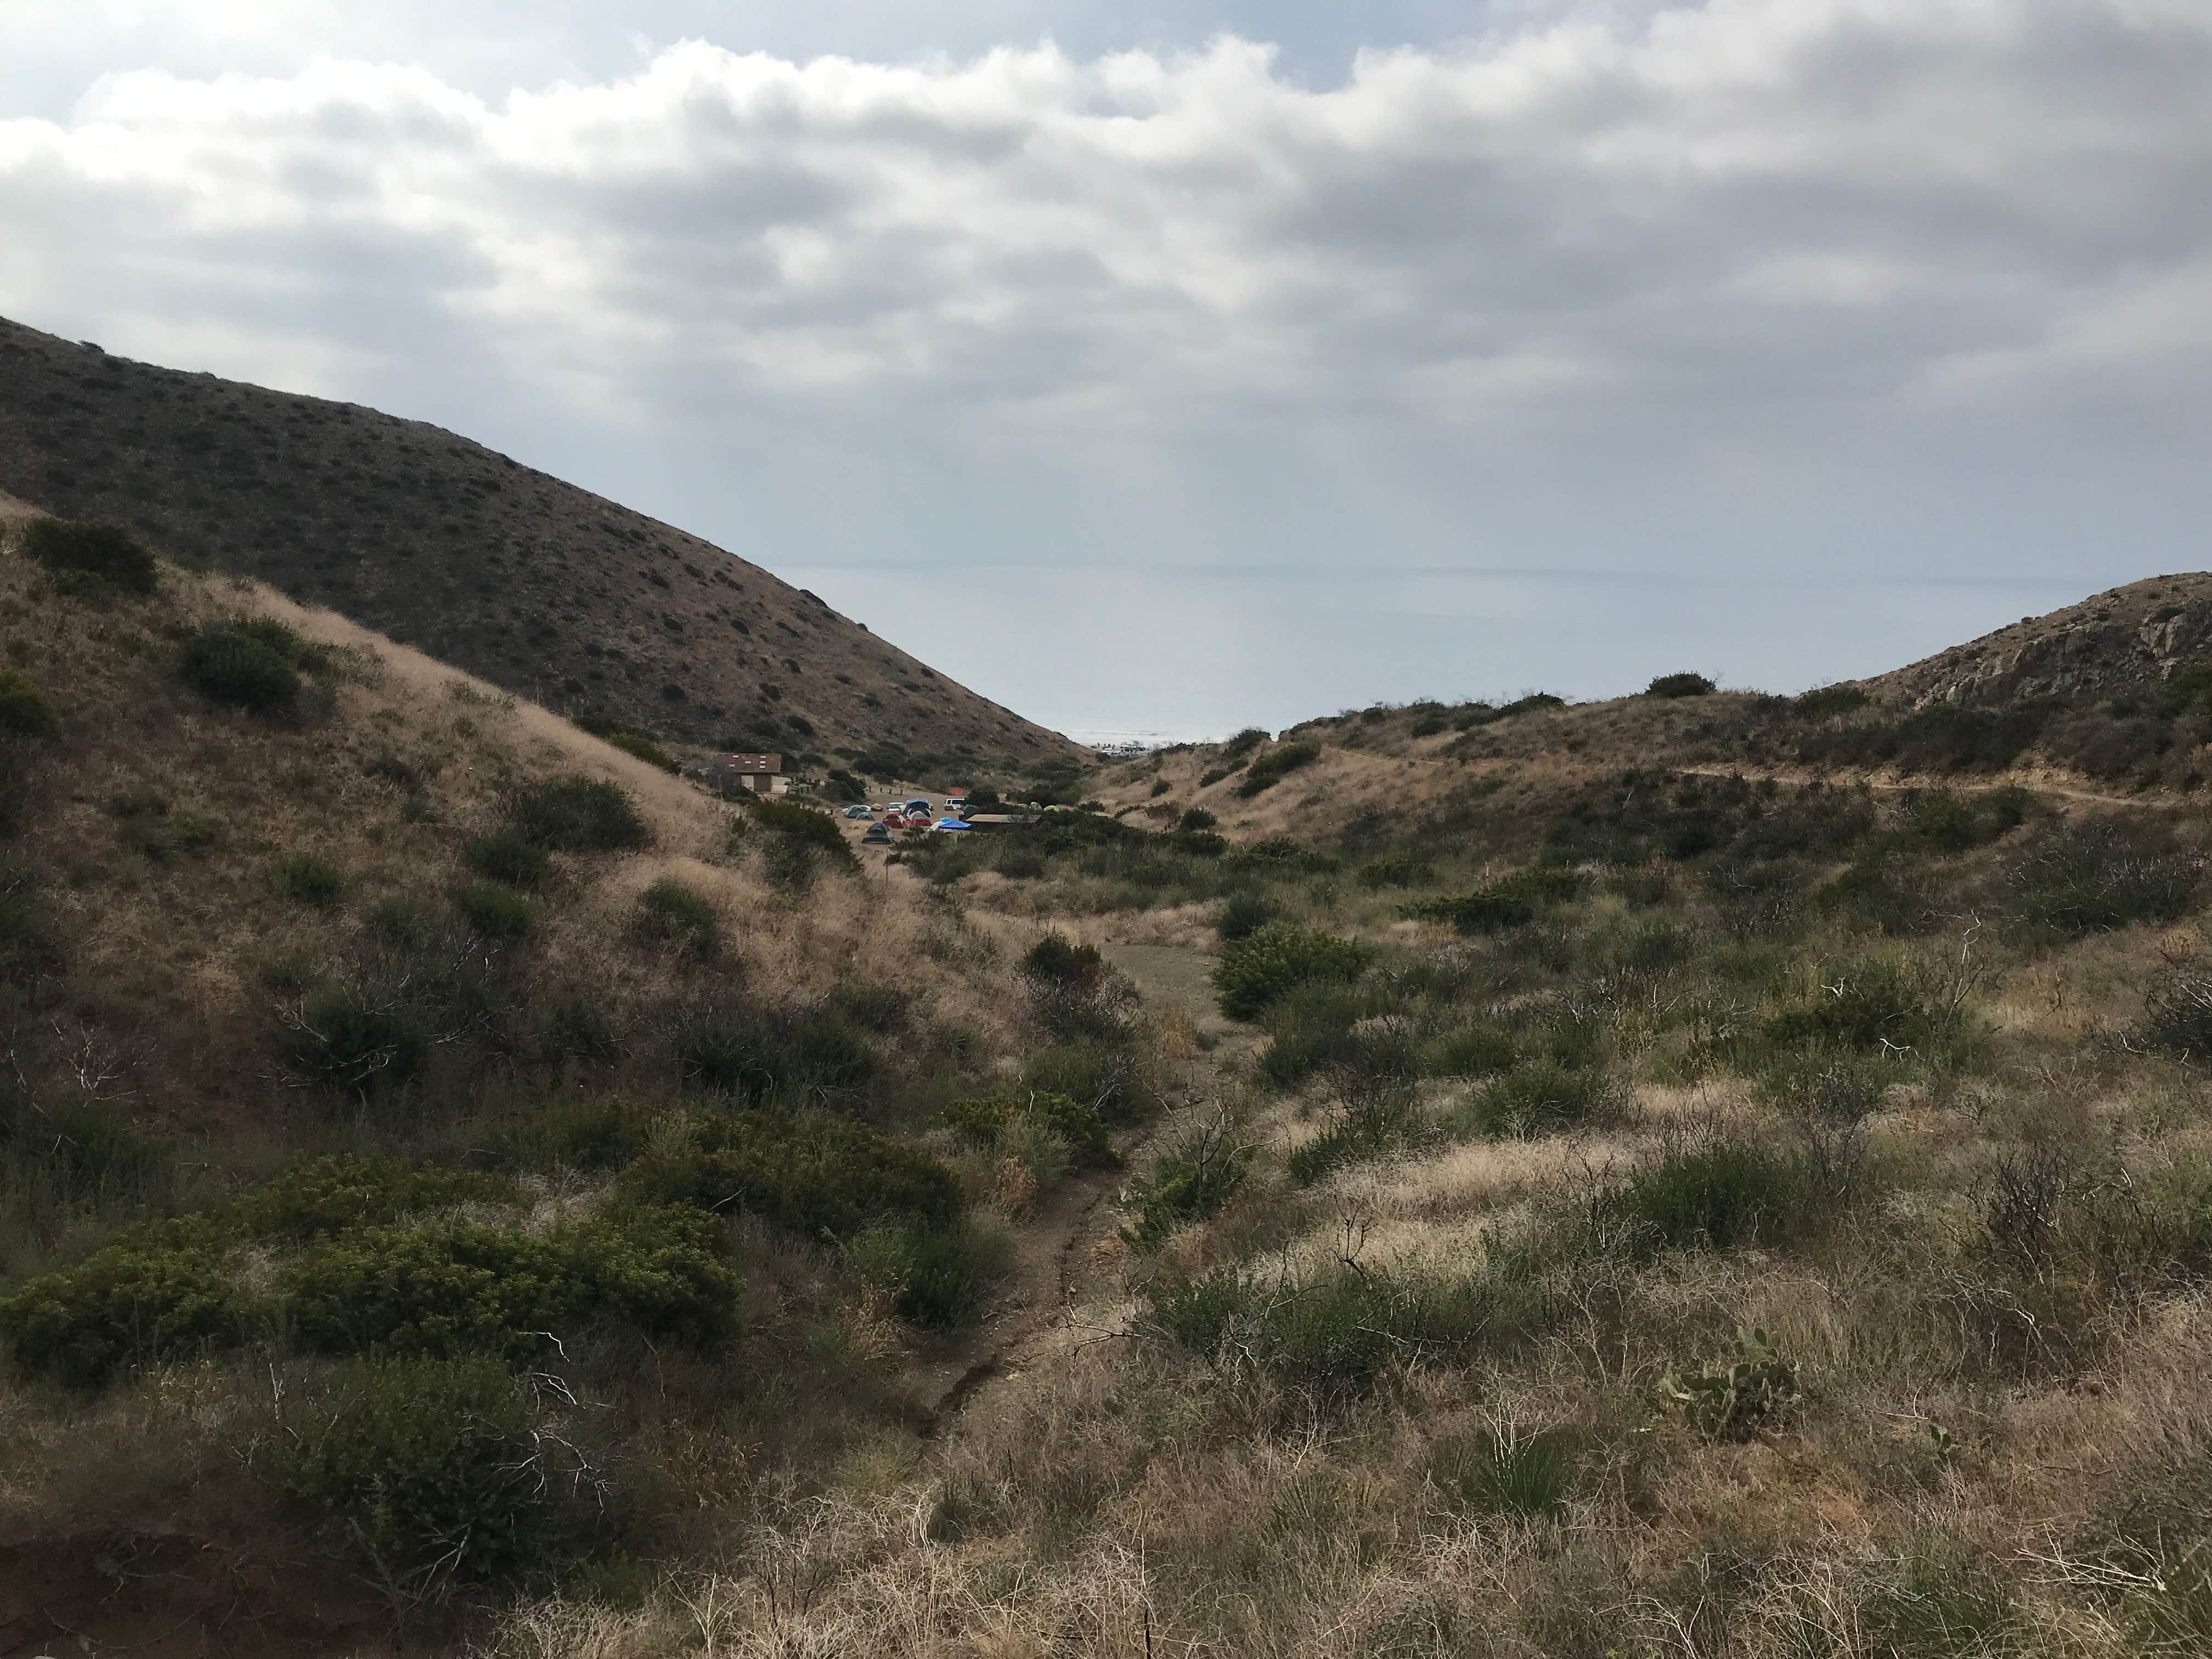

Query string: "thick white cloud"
[[2, 1, 2209, 733]]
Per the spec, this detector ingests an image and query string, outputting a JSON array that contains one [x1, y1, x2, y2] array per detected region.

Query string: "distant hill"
[[0, 314, 1077, 768], [1091, 573, 2212, 841]]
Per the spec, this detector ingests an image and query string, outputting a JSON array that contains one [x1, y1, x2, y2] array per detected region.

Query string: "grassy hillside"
[[0, 496, 1174, 1653], [477, 596, 2212, 1655], [0, 314, 1080, 769]]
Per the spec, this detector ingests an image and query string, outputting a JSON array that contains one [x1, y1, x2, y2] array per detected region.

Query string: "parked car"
[[841, 804, 873, 819]]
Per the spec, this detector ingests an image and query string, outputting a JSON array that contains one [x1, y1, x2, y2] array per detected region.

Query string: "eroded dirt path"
[[907, 938, 1240, 1434]]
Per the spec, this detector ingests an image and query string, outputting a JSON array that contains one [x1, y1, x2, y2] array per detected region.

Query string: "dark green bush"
[[1147, 1259, 1492, 1398], [232, 1155, 514, 1243], [281, 1205, 736, 1359], [504, 777, 649, 853], [623, 1110, 961, 1242], [0, 670, 59, 740], [464, 830, 551, 890], [1019, 1040, 1146, 1121], [1022, 934, 1104, 992], [601, 730, 680, 773], [270, 851, 346, 907], [1214, 925, 1374, 1021], [787, 1007, 881, 1090], [0, 1219, 249, 1389], [2004, 819, 2197, 941], [1178, 808, 1217, 832], [1216, 890, 1279, 944], [176, 620, 319, 716], [1234, 741, 1322, 798], [1459, 1059, 1610, 1138], [637, 879, 718, 956], [943, 1089, 1118, 1169], [1122, 1120, 1249, 1250], [24, 517, 158, 595], [1356, 855, 1434, 890], [455, 881, 536, 940], [847, 1218, 1012, 1331], [363, 897, 438, 950], [1609, 1142, 1814, 1254], [1221, 727, 1268, 759], [1791, 684, 1870, 719], [1286, 1075, 1427, 1184], [276, 1356, 589, 1597], [1646, 672, 1717, 698], [1422, 1019, 1520, 1079], [736, 796, 855, 888], [670, 1004, 781, 1098], [277, 981, 430, 1094]]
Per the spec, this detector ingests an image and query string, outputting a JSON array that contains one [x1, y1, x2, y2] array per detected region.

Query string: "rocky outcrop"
[[1860, 575, 2212, 709]]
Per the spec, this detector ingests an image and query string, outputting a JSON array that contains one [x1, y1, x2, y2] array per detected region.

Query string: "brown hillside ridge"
[[0, 313, 1078, 763], [1859, 572, 2212, 708]]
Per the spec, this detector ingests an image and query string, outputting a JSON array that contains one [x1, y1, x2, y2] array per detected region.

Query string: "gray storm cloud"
[[2, 2, 2208, 737]]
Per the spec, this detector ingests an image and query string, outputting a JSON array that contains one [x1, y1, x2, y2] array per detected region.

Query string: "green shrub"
[[622, 1110, 961, 1242], [1791, 684, 1870, 719], [601, 730, 680, 773], [670, 1005, 778, 1097], [276, 1356, 588, 1598], [176, 620, 319, 716], [1431, 1424, 1576, 1519], [1610, 1142, 1813, 1254], [464, 830, 551, 889], [1020, 1041, 1145, 1121], [1177, 808, 1217, 832], [1286, 1074, 1427, 1184], [1422, 1019, 1520, 1079], [1146, 1258, 1491, 1399], [1216, 890, 1279, 944], [1221, 727, 1268, 759], [735, 796, 855, 888], [1022, 934, 1103, 991], [1402, 868, 1583, 935], [281, 1205, 736, 1359], [1122, 1121, 1249, 1250], [504, 777, 649, 853], [1459, 1059, 1610, 1138], [233, 1156, 514, 1243], [454, 881, 535, 940], [2004, 819, 2197, 941], [0, 670, 59, 740], [270, 852, 347, 907], [847, 1217, 1013, 1331], [636, 879, 718, 956], [1646, 672, 1717, 698], [943, 1089, 1118, 1170], [1234, 741, 1322, 798], [1214, 925, 1374, 1021], [24, 517, 158, 595], [1356, 855, 1434, 890], [0, 1219, 249, 1389], [277, 981, 430, 1094], [362, 897, 438, 950]]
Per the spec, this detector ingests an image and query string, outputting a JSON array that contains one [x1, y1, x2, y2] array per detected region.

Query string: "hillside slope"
[[0, 313, 1077, 766], [0, 497, 1172, 1654], [1859, 572, 2212, 709]]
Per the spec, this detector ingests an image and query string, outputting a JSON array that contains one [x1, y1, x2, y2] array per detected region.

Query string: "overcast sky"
[[4, 3, 2208, 741]]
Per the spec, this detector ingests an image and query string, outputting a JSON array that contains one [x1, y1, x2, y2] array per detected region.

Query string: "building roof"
[[713, 753, 782, 773]]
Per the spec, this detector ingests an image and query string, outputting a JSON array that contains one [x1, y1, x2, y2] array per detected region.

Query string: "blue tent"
[[932, 817, 973, 831]]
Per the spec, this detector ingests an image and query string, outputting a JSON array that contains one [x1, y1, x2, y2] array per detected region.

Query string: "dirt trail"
[[909, 938, 1237, 1434]]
